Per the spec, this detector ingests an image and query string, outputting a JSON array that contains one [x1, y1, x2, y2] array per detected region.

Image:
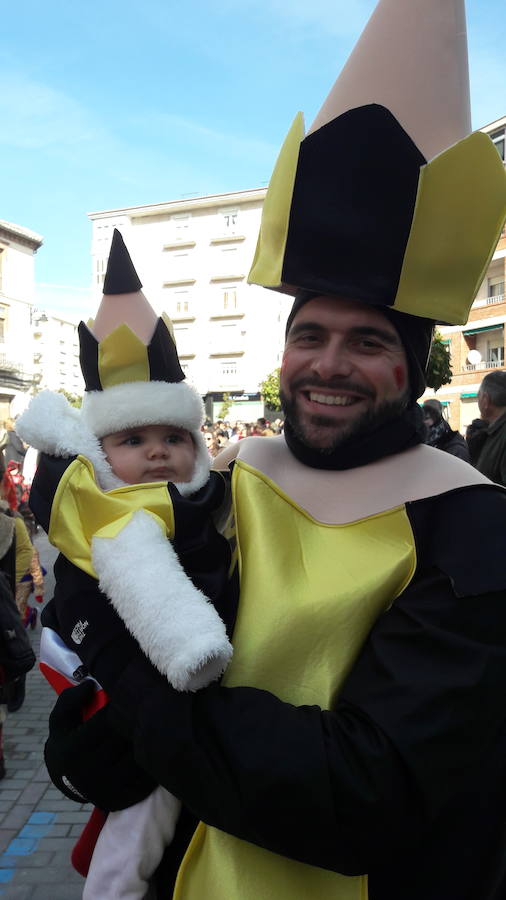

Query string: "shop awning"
[[463, 324, 504, 336]]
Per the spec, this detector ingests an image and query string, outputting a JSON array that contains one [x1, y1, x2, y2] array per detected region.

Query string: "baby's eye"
[[123, 435, 141, 446], [166, 434, 182, 444]]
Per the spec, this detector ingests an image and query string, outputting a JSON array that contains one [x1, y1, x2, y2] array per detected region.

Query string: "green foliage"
[[57, 389, 83, 409], [218, 392, 232, 420], [426, 331, 452, 392], [259, 368, 281, 411]]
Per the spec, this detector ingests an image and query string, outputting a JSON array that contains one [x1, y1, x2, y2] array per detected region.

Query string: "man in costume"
[[42, 0, 506, 898]]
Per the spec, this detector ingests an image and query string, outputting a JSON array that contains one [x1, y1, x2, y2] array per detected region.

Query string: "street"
[[0, 532, 90, 899]]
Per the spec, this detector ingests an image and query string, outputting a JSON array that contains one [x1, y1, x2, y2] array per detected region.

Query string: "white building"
[[0, 220, 43, 421], [89, 190, 291, 422], [32, 312, 83, 397]]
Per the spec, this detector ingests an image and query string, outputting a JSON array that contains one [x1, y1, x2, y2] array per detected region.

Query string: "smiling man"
[[40, 1, 506, 899], [281, 295, 409, 451]]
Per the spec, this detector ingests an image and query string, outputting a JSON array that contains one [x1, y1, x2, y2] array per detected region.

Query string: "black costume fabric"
[[283, 105, 427, 305], [99, 484, 506, 900]]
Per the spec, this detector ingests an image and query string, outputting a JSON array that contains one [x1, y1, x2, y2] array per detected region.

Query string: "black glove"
[[44, 681, 157, 811], [52, 555, 142, 690]]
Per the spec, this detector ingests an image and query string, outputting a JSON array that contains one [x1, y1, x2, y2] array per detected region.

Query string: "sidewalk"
[[0, 533, 89, 899]]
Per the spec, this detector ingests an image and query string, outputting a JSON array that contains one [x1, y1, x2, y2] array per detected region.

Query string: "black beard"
[[280, 389, 410, 454]]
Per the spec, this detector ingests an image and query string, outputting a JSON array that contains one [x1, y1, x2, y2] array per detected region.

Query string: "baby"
[[18, 230, 235, 899]]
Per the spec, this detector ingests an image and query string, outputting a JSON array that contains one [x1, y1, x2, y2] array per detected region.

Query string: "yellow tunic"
[[174, 455, 417, 900]]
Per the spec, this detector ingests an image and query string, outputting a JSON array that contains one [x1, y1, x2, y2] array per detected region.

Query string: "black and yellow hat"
[[79, 229, 205, 442], [248, 0, 506, 328]]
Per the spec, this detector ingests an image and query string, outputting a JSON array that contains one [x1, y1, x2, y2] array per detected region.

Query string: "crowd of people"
[[201, 417, 284, 456]]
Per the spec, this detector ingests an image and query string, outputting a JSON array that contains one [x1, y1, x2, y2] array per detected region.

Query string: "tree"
[[57, 389, 82, 409], [426, 331, 452, 392], [260, 368, 281, 411], [218, 392, 232, 420]]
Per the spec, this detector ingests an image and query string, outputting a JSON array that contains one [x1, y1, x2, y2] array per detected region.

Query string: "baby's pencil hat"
[[79, 229, 205, 440]]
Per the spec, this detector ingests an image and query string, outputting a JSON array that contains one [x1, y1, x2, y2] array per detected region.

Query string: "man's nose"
[[310, 339, 352, 380]]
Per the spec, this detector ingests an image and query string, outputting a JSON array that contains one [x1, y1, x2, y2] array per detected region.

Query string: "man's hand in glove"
[[45, 680, 157, 811]]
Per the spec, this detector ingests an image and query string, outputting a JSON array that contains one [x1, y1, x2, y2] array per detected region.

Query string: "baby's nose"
[[149, 441, 169, 456]]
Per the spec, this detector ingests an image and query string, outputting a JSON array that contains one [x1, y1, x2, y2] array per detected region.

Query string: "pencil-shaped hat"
[[79, 229, 204, 438], [249, 0, 506, 326]]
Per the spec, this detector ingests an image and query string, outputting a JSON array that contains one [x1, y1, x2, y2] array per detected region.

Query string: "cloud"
[[0, 73, 103, 150], [128, 110, 278, 167]]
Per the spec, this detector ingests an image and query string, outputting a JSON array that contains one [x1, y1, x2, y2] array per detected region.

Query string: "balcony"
[[464, 359, 504, 372], [0, 353, 34, 389], [473, 287, 505, 308]]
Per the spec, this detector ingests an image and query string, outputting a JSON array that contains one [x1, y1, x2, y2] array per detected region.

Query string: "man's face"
[[280, 296, 409, 451], [102, 424, 196, 484], [477, 388, 491, 421]]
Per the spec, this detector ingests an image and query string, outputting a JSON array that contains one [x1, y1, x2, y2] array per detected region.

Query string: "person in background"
[[421, 399, 470, 462], [0, 458, 34, 715], [474, 370, 506, 486], [2, 419, 26, 469]]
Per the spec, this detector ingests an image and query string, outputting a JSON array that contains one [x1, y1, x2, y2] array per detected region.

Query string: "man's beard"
[[280, 386, 410, 454]]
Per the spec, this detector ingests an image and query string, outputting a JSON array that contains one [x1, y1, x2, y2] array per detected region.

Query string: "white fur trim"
[[91, 510, 232, 691], [16, 389, 210, 495], [82, 380, 204, 438], [16, 391, 122, 490], [174, 429, 210, 497]]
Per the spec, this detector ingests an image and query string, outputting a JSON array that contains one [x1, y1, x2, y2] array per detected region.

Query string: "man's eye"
[[295, 333, 320, 344], [355, 339, 382, 352]]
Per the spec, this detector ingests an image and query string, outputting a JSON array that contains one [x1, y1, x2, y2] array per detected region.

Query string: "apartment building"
[[0, 220, 42, 421], [89, 189, 291, 423], [32, 311, 83, 397], [421, 115, 506, 431]]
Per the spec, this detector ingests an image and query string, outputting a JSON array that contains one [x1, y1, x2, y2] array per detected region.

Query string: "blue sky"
[[1, 0, 504, 320]]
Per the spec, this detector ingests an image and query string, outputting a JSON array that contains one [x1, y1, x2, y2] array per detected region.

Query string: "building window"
[[222, 288, 237, 311], [172, 289, 191, 316], [220, 360, 237, 378], [172, 213, 191, 241], [487, 341, 504, 368], [490, 128, 505, 162], [0, 248, 4, 293], [487, 276, 505, 303], [220, 208, 239, 234], [0, 306, 7, 343]]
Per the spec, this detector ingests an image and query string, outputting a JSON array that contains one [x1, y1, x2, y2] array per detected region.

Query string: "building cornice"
[[0, 220, 43, 252], [88, 188, 267, 221]]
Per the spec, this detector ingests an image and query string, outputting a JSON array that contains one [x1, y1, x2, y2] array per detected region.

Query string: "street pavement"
[[0, 532, 90, 899]]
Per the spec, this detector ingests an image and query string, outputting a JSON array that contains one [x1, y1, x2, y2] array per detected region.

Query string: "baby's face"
[[102, 424, 196, 485]]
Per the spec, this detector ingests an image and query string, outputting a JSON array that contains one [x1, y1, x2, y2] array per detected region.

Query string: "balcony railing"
[[473, 294, 505, 307], [0, 353, 27, 374], [465, 359, 504, 372]]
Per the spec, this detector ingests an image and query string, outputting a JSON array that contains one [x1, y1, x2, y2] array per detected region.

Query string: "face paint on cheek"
[[393, 365, 406, 391]]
